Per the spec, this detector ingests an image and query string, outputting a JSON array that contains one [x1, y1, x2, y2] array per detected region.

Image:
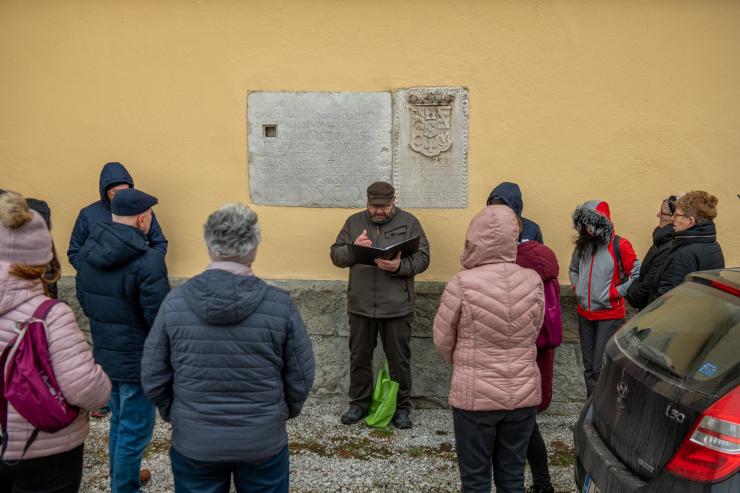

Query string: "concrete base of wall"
[[58, 276, 600, 415]]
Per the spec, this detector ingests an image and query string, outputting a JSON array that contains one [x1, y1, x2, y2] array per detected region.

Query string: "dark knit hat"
[[111, 188, 158, 216], [367, 182, 395, 205]]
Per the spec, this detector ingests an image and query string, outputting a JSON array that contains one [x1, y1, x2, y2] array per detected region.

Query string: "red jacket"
[[516, 240, 559, 412]]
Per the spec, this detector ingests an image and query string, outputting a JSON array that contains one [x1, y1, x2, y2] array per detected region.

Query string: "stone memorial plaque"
[[392, 87, 469, 208], [248, 92, 392, 207]]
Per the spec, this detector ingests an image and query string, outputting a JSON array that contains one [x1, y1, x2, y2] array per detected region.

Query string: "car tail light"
[[666, 386, 740, 482], [710, 280, 740, 298]]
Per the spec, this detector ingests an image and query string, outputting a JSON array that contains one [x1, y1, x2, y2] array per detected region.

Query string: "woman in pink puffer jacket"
[[0, 191, 110, 492], [433, 205, 544, 493]]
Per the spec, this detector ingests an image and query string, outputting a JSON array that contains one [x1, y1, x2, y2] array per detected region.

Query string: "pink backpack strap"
[[32, 298, 60, 320]]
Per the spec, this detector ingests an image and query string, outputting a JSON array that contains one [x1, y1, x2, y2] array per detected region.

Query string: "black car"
[[575, 269, 740, 492]]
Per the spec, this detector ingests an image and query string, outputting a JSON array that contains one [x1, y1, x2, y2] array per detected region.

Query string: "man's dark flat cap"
[[111, 188, 158, 216], [367, 182, 395, 205]]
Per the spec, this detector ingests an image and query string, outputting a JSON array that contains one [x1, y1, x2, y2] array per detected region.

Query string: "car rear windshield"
[[618, 281, 740, 386]]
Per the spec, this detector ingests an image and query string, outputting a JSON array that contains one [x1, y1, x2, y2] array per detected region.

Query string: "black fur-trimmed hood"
[[572, 200, 613, 245]]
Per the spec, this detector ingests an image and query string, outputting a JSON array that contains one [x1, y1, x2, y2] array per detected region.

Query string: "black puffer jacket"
[[626, 224, 673, 309], [141, 268, 315, 463], [656, 221, 724, 297]]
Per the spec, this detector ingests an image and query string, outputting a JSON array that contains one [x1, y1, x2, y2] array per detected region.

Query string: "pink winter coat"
[[0, 262, 111, 460], [433, 206, 544, 411]]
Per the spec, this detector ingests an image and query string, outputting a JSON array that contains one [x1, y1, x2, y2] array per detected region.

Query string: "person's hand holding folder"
[[375, 252, 401, 272]]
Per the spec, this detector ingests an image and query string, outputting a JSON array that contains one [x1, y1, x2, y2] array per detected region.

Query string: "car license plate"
[[582, 474, 601, 493]]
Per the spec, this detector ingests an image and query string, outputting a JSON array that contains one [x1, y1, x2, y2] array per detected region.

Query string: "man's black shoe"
[[392, 410, 412, 429], [341, 405, 365, 425]]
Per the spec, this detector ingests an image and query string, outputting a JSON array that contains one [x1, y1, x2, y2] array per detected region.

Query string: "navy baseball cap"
[[111, 188, 158, 215]]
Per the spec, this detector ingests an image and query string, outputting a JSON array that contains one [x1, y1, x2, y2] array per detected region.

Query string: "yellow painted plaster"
[[1, 0, 738, 281]]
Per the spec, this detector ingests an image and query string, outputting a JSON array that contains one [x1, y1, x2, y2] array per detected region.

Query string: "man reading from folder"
[[330, 182, 430, 429]]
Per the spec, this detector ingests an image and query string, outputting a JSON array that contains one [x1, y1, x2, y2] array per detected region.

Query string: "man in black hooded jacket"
[[67, 162, 167, 269], [486, 182, 544, 243]]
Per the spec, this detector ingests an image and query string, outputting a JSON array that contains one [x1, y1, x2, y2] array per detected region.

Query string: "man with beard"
[[330, 182, 430, 429]]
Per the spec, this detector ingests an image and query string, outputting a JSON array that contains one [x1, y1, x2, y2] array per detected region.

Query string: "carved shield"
[[409, 95, 453, 158]]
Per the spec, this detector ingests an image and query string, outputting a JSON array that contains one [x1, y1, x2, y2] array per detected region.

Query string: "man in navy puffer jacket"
[[142, 203, 315, 493], [67, 162, 167, 269], [76, 188, 170, 493]]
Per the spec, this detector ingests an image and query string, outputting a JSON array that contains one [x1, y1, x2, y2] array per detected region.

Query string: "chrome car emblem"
[[616, 380, 629, 411]]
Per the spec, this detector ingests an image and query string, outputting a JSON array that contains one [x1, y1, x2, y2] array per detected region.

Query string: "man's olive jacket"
[[330, 208, 430, 318]]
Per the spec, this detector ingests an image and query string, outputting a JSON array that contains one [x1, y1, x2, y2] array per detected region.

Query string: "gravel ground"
[[81, 398, 578, 492]]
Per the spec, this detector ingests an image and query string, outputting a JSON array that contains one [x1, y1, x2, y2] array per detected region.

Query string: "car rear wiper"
[[637, 345, 685, 378]]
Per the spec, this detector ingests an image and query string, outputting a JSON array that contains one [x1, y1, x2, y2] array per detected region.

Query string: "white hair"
[[204, 203, 261, 259]]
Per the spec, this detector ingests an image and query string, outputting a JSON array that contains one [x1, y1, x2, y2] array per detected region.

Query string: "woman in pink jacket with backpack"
[[0, 191, 110, 492], [434, 205, 544, 493]]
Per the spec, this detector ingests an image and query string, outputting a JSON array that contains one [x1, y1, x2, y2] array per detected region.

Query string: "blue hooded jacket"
[[67, 162, 168, 269], [486, 182, 544, 243]]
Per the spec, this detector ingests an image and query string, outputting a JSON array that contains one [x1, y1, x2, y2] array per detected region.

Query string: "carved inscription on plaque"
[[393, 87, 469, 208], [248, 92, 392, 207]]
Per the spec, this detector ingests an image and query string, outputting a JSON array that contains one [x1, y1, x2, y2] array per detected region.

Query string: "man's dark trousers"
[[349, 313, 412, 412]]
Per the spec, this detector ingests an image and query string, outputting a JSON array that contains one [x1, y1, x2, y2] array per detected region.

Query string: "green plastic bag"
[[364, 361, 399, 428]]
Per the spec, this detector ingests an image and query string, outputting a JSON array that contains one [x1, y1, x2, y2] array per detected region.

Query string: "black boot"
[[341, 405, 365, 425]]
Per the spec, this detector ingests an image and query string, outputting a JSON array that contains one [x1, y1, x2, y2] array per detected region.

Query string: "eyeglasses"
[[659, 212, 674, 218], [673, 213, 689, 218]]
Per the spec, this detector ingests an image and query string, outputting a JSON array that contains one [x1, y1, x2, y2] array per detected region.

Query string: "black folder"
[[350, 236, 421, 266]]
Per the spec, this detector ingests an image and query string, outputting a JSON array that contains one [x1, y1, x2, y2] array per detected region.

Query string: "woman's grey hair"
[[204, 203, 261, 259]]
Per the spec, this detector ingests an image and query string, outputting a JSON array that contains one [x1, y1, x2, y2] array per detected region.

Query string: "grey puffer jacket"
[[141, 267, 315, 463]]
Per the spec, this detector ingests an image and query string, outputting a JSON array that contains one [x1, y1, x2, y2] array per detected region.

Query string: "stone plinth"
[[58, 277, 593, 414]]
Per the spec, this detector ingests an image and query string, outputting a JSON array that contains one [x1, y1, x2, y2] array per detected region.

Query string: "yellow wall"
[[1, 0, 738, 281]]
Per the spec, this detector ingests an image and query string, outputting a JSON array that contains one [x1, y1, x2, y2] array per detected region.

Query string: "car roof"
[[687, 268, 740, 290]]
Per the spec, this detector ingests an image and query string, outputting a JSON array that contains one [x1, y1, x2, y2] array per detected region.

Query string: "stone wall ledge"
[[58, 277, 607, 414]]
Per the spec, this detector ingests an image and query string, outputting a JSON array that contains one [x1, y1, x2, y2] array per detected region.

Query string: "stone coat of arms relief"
[[408, 93, 454, 158]]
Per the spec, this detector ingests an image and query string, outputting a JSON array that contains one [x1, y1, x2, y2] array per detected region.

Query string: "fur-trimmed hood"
[[572, 200, 614, 245]]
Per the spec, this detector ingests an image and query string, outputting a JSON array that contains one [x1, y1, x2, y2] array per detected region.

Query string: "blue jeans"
[[170, 446, 289, 493], [108, 383, 155, 493]]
